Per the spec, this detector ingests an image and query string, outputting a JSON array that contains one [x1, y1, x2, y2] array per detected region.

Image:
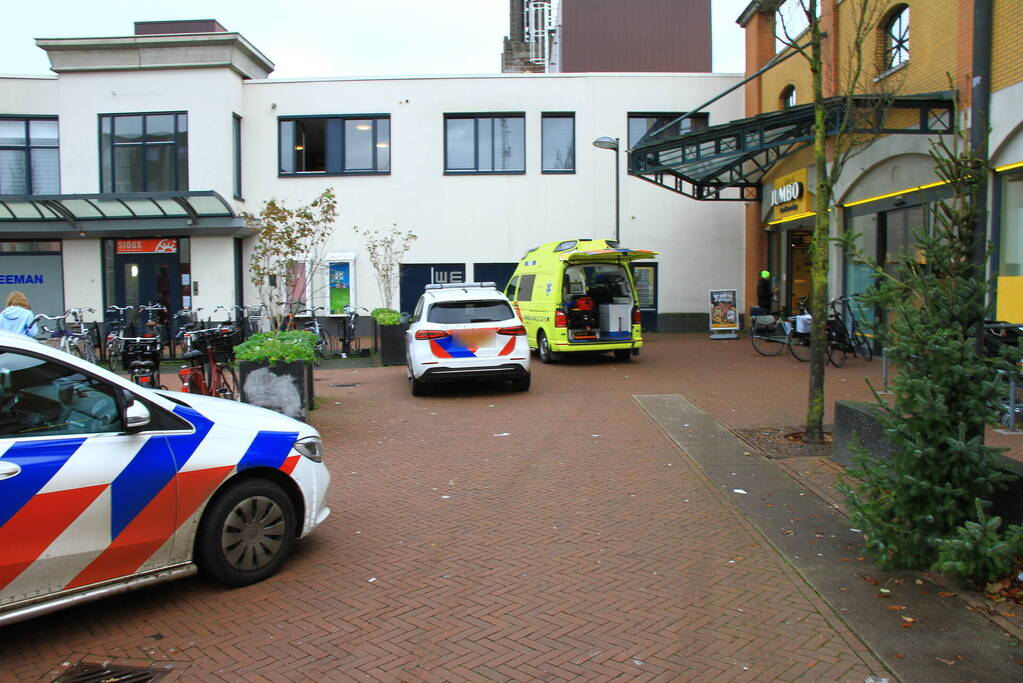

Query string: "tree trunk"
[[804, 0, 829, 445]]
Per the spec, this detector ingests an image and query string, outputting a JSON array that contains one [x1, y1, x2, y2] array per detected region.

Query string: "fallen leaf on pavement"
[[887, 605, 905, 611], [900, 622, 913, 628], [937, 591, 956, 598], [864, 576, 879, 585], [901, 616, 915, 623], [935, 657, 956, 666], [893, 653, 905, 659]]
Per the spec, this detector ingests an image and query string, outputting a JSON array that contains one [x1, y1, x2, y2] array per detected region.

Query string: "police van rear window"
[[428, 301, 514, 324]]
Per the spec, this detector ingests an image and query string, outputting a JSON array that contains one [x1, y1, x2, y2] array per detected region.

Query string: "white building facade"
[[0, 25, 744, 332]]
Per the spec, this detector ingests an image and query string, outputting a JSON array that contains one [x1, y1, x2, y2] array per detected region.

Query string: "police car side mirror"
[[122, 390, 152, 433]]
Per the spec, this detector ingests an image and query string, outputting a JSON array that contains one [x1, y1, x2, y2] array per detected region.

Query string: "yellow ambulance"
[[504, 239, 658, 362]]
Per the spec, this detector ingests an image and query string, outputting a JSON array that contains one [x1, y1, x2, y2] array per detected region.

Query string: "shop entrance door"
[[787, 231, 812, 313], [113, 243, 181, 330]]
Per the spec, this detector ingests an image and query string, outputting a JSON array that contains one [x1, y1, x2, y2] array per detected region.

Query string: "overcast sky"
[[0, 0, 750, 79]]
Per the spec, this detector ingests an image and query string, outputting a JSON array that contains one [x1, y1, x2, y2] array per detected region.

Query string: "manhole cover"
[[329, 383, 361, 388], [54, 662, 168, 682]]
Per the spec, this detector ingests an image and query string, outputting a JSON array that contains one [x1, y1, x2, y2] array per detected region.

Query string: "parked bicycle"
[[295, 306, 329, 365], [138, 302, 167, 347], [178, 326, 239, 400], [34, 308, 98, 364], [340, 304, 368, 358], [104, 305, 134, 371], [171, 307, 203, 358], [122, 336, 165, 389], [826, 296, 873, 362], [245, 304, 268, 337]]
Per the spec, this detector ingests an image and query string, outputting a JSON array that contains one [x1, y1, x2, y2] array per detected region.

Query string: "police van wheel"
[[537, 331, 557, 364], [196, 479, 296, 587]]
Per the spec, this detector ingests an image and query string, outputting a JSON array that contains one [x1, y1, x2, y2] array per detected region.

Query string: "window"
[[278, 115, 390, 175], [883, 6, 910, 71], [627, 113, 708, 148], [505, 276, 519, 301], [780, 85, 797, 110], [542, 113, 575, 173], [0, 117, 59, 195], [445, 114, 525, 173], [0, 350, 122, 437], [233, 114, 242, 199], [516, 274, 536, 301], [100, 113, 188, 192], [427, 300, 514, 324]]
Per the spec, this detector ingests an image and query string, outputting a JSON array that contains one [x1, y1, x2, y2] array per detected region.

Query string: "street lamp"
[[592, 136, 620, 243]]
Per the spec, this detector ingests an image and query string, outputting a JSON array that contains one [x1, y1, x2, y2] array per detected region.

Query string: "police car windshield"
[[428, 301, 513, 324]]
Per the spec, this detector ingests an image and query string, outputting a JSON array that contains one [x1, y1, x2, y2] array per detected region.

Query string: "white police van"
[[0, 330, 330, 626]]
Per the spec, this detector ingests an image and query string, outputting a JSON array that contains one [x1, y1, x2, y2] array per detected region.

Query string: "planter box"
[[378, 324, 408, 366], [239, 360, 313, 421], [833, 400, 1023, 523]]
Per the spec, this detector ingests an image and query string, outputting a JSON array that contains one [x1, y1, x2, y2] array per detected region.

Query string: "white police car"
[[0, 330, 330, 626], [406, 282, 531, 395]]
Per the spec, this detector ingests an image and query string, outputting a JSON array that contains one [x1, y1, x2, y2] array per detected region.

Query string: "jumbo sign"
[[770, 168, 812, 220], [770, 181, 803, 206]]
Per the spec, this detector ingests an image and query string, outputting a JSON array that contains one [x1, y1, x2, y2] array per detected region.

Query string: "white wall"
[[60, 239, 103, 314], [240, 73, 746, 314], [3, 69, 746, 317], [52, 67, 244, 196], [188, 235, 238, 313]]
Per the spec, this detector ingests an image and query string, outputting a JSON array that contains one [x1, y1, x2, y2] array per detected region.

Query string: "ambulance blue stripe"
[[108, 406, 213, 540], [0, 438, 86, 528], [237, 431, 299, 472]]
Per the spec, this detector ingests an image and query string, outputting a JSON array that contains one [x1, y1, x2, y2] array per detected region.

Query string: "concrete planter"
[[378, 324, 408, 366], [833, 400, 1023, 523], [239, 360, 313, 421]]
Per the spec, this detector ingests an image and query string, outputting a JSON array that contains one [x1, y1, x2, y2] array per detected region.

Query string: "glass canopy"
[[629, 92, 956, 201], [0, 191, 235, 223]]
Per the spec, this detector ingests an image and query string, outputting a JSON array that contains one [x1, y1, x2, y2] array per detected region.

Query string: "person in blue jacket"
[[0, 291, 38, 337]]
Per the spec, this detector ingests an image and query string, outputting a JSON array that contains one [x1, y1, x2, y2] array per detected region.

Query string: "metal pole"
[[614, 138, 621, 243]]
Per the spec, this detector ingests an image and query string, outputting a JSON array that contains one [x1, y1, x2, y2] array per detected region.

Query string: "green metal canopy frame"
[[628, 91, 957, 202]]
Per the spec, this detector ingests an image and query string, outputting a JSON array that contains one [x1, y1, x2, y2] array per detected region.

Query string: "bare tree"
[[354, 224, 417, 311], [774, 0, 898, 443], [244, 188, 338, 329]]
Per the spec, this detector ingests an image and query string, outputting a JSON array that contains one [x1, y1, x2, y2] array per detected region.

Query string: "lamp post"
[[592, 136, 620, 243]]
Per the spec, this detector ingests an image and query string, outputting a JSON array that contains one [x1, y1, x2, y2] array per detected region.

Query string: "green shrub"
[[933, 499, 1023, 588], [234, 330, 317, 363], [371, 307, 402, 326]]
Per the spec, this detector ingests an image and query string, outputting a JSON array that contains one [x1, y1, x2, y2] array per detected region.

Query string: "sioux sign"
[[115, 238, 178, 254]]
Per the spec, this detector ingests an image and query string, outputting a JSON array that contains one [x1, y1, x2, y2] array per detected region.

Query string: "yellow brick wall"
[[758, 1, 966, 113], [993, 1, 1023, 92]]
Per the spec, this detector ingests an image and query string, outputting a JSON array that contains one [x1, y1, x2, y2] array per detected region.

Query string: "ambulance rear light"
[[633, 306, 641, 325], [415, 330, 450, 340], [554, 309, 567, 328]]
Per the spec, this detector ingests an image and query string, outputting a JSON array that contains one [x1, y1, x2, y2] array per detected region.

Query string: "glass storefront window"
[[843, 212, 878, 327], [998, 172, 1023, 277]]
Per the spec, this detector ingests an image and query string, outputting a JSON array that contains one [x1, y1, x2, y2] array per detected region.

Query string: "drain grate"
[[55, 662, 168, 683], [329, 382, 361, 388]]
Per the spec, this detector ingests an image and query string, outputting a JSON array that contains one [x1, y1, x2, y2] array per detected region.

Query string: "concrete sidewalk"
[[636, 391, 1021, 681]]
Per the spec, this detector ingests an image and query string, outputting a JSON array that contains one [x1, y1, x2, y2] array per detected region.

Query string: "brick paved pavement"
[[0, 333, 977, 681]]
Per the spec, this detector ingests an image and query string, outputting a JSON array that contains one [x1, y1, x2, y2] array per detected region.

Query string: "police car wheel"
[[197, 479, 296, 587], [411, 376, 431, 396]]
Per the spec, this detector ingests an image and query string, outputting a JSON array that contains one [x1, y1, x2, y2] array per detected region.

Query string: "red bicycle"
[[178, 327, 239, 400]]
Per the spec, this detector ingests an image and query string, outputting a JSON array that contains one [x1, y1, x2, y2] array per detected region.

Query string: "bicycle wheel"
[[853, 328, 873, 361], [215, 365, 239, 401], [313, 336, 326, 366], [751, 321, 785, 356], [106, 337, 122, 372], [787, 327, 812, 362], [827, 340, 847, 367]]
